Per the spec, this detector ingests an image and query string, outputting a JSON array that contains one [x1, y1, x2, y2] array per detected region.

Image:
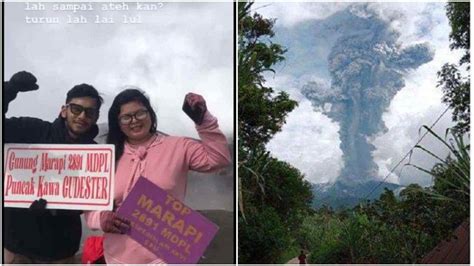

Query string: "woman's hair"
[[107, 88, 157, 161]]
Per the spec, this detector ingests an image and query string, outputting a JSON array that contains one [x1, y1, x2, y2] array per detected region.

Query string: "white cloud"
[[370, 2, 462, 186], [254, 2, 351, 27], [372, 103, 454, 186], [266, 75, 343, 184]]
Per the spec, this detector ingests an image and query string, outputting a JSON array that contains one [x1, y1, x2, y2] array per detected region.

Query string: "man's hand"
[[9, 71, 39, 92], [182, 92, 207, 125], [100, 211, 131, 234], [29, 198, 48, 215]]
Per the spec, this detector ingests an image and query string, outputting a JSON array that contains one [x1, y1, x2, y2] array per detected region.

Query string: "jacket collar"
[[52, 116, 99, 144]]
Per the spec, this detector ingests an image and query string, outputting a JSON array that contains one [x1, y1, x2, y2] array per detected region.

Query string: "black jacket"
[[3, 82, 99, 261]]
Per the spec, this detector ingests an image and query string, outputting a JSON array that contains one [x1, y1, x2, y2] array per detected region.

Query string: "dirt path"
[[286, 256, 308, 264], [286, 256, 300, 264], [286, 253, 309, 264]]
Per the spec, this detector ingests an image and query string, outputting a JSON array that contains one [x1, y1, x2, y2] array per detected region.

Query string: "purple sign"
[[117, 176, 219, 264]]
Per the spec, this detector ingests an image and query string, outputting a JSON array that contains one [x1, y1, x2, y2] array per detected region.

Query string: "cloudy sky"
[[257, 2, 462, 186], [5, 2, 234, 139]]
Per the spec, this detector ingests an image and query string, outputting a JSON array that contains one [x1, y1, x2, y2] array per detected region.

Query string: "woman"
[[85, 88, 231, 264]]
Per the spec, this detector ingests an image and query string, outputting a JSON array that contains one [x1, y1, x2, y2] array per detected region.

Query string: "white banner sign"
[[4, 144, 115, 211]]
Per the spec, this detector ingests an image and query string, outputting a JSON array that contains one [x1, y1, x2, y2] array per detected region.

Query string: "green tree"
[[238, 207, 291, 263], [238, 1, 297, 150], [238, 2, 313, 263], [239, 150, 313, 262], [412, 128, 470, 236], [446, 1, 470, 64], [260, 158, 313, 221], [437, 2, 470, 134]]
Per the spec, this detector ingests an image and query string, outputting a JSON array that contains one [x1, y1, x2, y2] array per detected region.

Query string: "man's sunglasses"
[[66, 103, 99, 118]]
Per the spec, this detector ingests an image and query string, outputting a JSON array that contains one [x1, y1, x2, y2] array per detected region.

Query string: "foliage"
[[437, 1, 470, 134], [238, 207, 291, 263], [409, 127, 470, 236], [410, 127, 469, 203], [437, 64, 470, 134], [238, 1, 297, 150], [239, 148, 313, 262], [307, 189, 449, 263], [306, 211, 419, 264], [305, 127, 469, 263], [238, 1, 313, 263], [446, 1, 470, 65], [240, 149, 313, 215], [279, 245, 302, 265]]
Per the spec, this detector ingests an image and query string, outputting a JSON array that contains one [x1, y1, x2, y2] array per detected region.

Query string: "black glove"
[[9, 71, 39, 92], [29, 198, 48, 215], [182, 92, 207, 125]]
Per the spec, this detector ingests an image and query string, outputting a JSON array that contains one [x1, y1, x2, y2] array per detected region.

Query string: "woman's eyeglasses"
[[67, 103, 99, 118], [119, 110, 149, 125]]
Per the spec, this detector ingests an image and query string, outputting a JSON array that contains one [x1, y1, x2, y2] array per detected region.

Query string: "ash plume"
[[301, 5, 434, 185]]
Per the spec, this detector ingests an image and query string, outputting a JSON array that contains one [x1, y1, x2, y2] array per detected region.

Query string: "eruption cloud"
[[301, 5, 434, 185]]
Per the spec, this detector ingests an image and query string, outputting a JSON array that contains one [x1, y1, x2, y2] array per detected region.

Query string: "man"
[[3, 71, 103, 263], [298, 250, 307, 264]]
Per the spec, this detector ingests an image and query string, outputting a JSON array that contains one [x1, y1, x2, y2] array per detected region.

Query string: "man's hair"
[[66, 84, 103, 109]]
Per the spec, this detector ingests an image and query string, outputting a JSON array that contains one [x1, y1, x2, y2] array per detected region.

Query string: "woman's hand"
[[100, 211, 131, 234], [182, 92, 207, 125]]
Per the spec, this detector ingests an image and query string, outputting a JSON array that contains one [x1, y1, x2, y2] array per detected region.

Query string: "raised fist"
[[9, 71, 39, 92], [182, 92, 207, 125]]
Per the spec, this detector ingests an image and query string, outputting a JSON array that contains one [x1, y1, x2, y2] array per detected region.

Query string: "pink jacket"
[[84, 111, 231, 264]]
